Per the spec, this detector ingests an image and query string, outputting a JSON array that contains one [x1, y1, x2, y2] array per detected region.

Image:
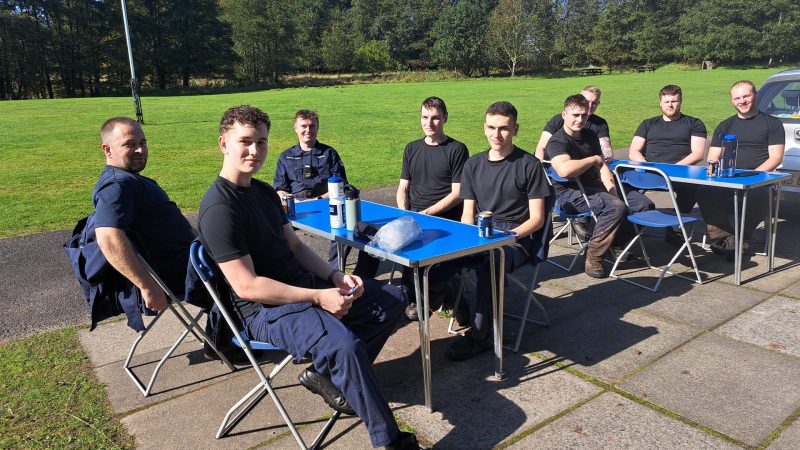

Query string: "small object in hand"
[[478, 211, 493, 238], [345, 285, 358, 295]]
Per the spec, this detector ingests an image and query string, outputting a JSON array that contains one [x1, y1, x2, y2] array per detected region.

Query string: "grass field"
[[0, 66, 785, 238]]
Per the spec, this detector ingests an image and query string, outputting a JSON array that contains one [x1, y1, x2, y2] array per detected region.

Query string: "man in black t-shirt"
[[445, 101, 551, 361], [697, 80, 785, 255], [535, 86, 613, 162], [197, 106, 417, 449], [628, 85, 707, 215], [396, 96, 470, 320], [546, 95, 654, 278]]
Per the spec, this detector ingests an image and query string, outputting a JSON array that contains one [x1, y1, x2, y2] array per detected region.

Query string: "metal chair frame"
[[610, 164, 703, 292], [543, 163, 598, 272], [447, 206, 554, 353], [189, 241, 339, 449], [124, 255, 235, 396]]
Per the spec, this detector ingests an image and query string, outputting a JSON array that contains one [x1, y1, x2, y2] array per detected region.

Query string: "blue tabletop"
[[609, 160, 789, 190], [291, 199, 517, 267]]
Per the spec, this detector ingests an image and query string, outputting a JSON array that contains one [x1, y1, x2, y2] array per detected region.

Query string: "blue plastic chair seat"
[[619, 170, 669, 191], [232, 329, 282, 351], [627, 210, 698, 228]]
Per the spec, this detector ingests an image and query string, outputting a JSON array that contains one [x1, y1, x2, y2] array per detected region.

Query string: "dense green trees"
[[0, 0, 798, 99]]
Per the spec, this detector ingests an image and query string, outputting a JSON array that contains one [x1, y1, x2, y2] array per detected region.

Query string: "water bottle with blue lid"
[[719, 134, 737, 177]]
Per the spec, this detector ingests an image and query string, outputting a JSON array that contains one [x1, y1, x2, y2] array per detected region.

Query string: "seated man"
[[93, 117, 240, 360], [446, 101, 551, 361], [535, 86, 613, 163], [94, 117, 194, 312], [697, 80, 784, 255], [546, 95, 654, 278], [628, 84, 706, 215], [198, 105, 417, 450], [273, 109, 377, 277], [397, 96, 470, 321]]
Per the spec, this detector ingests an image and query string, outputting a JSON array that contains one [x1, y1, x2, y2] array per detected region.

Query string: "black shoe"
[[298, 367, 356, 415], [571, 220, 592, 242], [405, 302, 419, 321], [610, 246, 634, 263], [664, 228, 682, 246], [710, 235, 748, 257], [445, 331, 493, 361], [584, 262, 607, 279], [385, 431, 420, 450], [203, 342, 259, 365]]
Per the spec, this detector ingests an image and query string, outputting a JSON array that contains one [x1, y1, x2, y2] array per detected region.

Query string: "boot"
[[584, 225, 617, 278]]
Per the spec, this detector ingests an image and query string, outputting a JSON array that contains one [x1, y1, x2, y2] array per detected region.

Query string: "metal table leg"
[[491, 248, 506, 380], [414, 266, 433, 412]]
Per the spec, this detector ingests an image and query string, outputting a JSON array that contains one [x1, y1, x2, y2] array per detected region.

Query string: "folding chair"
[[543, 164, 598, 272], [189, 241, 340, 448], [125, 254, 235, 396], [448, 200, 554, 353], [610, 164, 703, 292]]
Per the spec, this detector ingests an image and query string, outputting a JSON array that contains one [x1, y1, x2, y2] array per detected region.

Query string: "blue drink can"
[[285, 194, 295, 217], [478, 211, 493, 238]]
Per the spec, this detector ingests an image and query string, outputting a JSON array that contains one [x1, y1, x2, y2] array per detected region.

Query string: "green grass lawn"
[[0, 66, 783, 238], [0, 328, 134, 449]]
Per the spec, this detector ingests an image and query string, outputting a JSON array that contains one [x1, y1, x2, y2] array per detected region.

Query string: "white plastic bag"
[[370, 216, 421, 252]]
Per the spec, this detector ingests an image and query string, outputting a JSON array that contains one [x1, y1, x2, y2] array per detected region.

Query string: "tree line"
[[1, 0, 798, 100]]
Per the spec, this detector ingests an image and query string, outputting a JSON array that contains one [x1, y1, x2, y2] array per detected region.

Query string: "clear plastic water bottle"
[[720, 134, 737, 177]]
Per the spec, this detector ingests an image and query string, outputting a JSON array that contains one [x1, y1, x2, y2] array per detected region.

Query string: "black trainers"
[[664, 228, 682, 246], [384, 431, 420, 450], [445, 331, 493, 361], [298, 367, 356, 415], [710, 235, 748, 257], [405, 287, 447, 322], [405, 302, 420, 321]]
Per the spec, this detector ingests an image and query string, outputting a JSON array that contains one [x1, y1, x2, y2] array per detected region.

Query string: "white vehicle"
[[757, 68, 800, 193]]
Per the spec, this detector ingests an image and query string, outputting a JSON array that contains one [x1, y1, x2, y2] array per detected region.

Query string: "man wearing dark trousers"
[[546, 95, 654, 278], [198, 105, 417, 449], [396, 96, 470, 321], [697, 80, 784, 255], [446, 101, 551, 361]]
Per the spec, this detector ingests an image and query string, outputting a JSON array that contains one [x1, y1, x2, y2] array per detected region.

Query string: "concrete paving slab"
[[120, 360, 376, 450], [94, 341, 243, 414], [78, 304, 204, 367], [716, 296, 800, 358], [390, 352, 602, 449], [703, 255, 800, 293], [509, 392, 738, 450], [620, 332, 800, 446], [607, 279, 771, 330], [525, 300, 699, 383], [769, 417, 800, 450], [779, 279, 800, 300]]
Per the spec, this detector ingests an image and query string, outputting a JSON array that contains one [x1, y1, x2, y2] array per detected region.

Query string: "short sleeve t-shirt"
[[634, 114, 707, 164], [400, 137, 469, 211], [545, 128, 605, 194], [92, 165, 194, 294], [544, 113, 610, 139], [198, 177, 308, 317], [460, 146, 550, 227], [709, 112, 784, 169]]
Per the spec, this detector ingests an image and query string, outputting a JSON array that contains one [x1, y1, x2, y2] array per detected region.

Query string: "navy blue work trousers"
[[244, 278, 405, 447]]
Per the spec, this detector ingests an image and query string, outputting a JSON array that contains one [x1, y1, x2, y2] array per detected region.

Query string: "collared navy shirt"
[[272, 142, 347, 199]]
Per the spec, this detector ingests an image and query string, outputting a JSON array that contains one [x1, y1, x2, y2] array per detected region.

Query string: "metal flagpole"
[[120, 0, 143, 123]]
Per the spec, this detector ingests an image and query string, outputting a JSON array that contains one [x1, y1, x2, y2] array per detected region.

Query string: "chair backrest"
[[612, 163, 683, 218], [542, 161, 597, 220]]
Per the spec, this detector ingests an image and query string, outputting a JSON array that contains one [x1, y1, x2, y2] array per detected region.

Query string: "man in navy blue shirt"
[[93, 117, 195, 313]]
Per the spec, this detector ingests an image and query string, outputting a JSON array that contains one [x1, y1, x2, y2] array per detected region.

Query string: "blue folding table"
[[291, 199, 517, 411], [609, 160, 790, 285]]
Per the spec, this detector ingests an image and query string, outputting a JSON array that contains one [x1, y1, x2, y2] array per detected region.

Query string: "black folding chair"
[[189, 241, 340, 448]]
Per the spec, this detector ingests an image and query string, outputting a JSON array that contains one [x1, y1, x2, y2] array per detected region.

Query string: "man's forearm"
[[422, 192, 461, 216], [96, 227, 158, 292]]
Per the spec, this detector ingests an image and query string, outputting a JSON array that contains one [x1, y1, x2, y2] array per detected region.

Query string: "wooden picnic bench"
[[636, 65, 655, 73], [581, 67, 603, 76]]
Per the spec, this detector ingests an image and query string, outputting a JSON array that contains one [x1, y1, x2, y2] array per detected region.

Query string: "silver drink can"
[[707, 161, 719, 177], [478, 211, 493, 238]]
